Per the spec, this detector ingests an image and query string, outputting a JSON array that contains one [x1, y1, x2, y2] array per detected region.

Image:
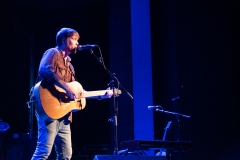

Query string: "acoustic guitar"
[[33, 80, 121, 120]]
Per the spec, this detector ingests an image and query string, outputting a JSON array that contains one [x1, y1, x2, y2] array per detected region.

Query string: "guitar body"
[[33, 81, 86, 120]]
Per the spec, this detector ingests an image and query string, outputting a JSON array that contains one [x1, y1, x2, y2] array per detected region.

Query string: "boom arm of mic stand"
[[112, 74, 133, 99], [156, 109, 191, 118], [90, 49, 134, 99]]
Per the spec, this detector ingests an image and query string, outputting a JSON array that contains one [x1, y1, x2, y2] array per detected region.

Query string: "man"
[[31, 28, 112, 160]]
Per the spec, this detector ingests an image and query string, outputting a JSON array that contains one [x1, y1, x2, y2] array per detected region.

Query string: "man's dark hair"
[[56, 28, 79, 46]]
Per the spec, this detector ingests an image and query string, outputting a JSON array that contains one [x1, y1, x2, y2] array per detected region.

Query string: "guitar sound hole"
[[58, 92, 71, 102]]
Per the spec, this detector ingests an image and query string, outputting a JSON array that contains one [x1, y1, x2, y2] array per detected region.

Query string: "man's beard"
[[71, 48, 78, 54]]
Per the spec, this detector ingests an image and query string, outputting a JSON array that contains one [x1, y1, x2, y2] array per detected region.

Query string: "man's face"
[[65, 34, 79, 54]]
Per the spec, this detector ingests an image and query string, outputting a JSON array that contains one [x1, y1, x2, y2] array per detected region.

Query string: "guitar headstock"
[[113, 88, 122, 96], [165, 121, 172, 130]]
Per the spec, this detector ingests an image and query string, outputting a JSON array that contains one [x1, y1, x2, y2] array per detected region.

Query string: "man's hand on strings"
[[65, 84, 76, 100]]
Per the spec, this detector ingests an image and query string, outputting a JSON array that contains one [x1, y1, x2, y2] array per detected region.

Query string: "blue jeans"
[[31, 113, 72, 160]]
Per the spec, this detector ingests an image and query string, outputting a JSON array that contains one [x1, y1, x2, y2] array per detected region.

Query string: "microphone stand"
[[155, 107, 190, 160], [87, 48, 133, 155]]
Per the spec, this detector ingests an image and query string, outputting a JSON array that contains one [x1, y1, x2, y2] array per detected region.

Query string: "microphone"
[[148, 105, 162, 110], [77, 44, 98, 51], [172, 96, 180, 101]]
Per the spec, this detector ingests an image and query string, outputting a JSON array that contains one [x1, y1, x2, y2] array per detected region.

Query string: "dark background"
[[0, 0, 240, 160]]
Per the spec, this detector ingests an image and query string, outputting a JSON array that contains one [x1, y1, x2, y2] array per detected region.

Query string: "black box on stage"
[[7, 134, 37, 160], [93, 155, 167, 160]]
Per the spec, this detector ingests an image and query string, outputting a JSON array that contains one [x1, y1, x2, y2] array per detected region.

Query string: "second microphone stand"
[[155, 106, 190, 160]]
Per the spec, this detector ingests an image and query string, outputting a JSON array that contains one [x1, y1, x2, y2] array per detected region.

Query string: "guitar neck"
[[82, 90, 107, 98], [162, 129, 168, 141]]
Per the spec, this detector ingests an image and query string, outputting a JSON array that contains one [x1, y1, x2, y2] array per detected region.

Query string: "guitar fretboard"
[[80, 90, 107, 98]]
